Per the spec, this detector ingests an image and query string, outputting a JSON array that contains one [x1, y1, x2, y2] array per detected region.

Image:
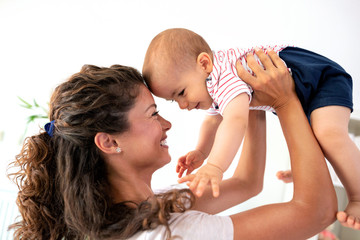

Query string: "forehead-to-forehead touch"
[[148, 71, 182, 102], [137, 84, 154, 102], [144, 56, 172, 87], [147, 74, 174, 99]]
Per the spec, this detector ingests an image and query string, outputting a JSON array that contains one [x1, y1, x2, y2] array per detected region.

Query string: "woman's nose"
[[159, 115, 172, 131]]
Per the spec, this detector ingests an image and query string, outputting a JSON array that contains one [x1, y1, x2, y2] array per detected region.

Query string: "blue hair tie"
[[44, 120, 55, 137]]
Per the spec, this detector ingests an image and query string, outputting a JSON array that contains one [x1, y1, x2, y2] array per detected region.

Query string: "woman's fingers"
[[246, 52, 265, 75], [236, 60, 257, 88], [267, 50, 287, 70], [253, 48, 275, 71], [237, 48, 296, 108]]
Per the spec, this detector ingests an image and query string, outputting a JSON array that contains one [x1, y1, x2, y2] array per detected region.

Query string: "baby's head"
[[143, 28, 214, 111]]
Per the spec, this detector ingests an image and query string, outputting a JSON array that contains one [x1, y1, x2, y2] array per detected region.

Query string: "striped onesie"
[[206, 45, 287, 116], [206, 45, 353, 120]]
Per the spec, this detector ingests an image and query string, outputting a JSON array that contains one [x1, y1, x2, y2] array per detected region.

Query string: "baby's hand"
[[176, 150, 206, 178], [178, 163, 223, 198]]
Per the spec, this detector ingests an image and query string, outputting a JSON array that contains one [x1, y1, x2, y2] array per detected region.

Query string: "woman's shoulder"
[[127, 210, 233, 240]]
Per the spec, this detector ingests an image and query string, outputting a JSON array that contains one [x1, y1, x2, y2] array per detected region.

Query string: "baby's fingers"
[[176, 163, 181, 173], [185, 154, 195, 165], [176, 156, 187, 173], [178, 167, 186, 178], [189, 177, 202, 196], [178, 174, 195, 184], [193, 177, 210, 197], [211, 178, 220, 198], [186, 168, 194, 175], [176, 162, 186, 174]]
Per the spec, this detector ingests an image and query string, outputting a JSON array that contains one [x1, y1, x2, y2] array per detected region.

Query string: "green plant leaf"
[[18, 97, 50, 142], [33, 99, 39, 107], [18, 97, 32, 109]]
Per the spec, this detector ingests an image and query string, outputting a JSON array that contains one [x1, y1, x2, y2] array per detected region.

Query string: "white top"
[[127, 210, 233, 240], [207, 45, 288, 115]]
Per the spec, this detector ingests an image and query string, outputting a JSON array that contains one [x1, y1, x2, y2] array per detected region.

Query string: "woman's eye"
[[152, 111, 159, 117]]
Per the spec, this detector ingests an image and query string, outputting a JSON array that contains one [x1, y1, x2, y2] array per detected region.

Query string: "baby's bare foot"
[[337, 201, 360, 230], [276, 170, 293, 183]]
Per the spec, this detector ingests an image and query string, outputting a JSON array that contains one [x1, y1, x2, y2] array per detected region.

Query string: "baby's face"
[[149, 65, 213, 111]]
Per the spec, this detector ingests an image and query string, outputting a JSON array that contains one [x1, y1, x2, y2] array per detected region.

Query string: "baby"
[[142, 28, 360, 230]]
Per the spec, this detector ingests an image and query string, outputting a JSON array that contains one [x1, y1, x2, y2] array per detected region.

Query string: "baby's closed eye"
[[178, 89, 185, 96]]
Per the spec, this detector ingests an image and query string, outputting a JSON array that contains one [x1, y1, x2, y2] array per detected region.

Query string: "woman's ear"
[[94, 132, 118, 154], [197, 52, 213, 74]]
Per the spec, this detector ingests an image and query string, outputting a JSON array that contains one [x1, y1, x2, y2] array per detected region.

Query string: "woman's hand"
[[236, 49, 296, 110]]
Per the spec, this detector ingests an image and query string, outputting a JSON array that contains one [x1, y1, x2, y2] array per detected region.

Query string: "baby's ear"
[[197, 52, 213, 73]]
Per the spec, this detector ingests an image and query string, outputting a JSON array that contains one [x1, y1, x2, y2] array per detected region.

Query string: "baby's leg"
[[311, 106, 360, 230]]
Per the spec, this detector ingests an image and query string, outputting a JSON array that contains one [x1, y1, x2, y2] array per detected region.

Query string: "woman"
[[8, 50, 337, 239]]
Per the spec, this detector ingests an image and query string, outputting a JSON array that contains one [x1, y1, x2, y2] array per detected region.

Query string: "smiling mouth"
[[187, 103, 200, 111], [160, 139, 168, 147]]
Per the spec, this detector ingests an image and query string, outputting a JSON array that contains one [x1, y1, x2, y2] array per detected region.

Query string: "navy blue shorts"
[[279, 47, 353, 121]]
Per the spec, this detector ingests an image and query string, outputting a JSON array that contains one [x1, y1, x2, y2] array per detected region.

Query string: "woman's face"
[[118, 85, 172, 172]]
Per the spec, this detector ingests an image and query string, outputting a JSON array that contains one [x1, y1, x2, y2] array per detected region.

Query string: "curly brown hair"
[[8, 64, 194, 239]]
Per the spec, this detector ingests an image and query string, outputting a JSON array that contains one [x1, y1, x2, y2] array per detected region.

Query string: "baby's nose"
[[177, 100, 188, 110]]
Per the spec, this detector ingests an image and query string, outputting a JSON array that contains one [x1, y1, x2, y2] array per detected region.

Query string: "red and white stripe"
[[206, 45, 289, 115]]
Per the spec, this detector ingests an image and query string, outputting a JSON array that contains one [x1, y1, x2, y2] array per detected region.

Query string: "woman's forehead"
[[133, 86, 156, 112]]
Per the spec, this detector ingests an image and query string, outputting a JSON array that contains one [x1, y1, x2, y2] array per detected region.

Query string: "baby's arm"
[[179, 93, 250, 197], [176, 114, 222, 177], [190, 110, 266, 214], [207, 93, 249, 172]]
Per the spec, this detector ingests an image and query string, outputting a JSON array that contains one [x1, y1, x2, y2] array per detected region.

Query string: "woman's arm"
[[192, 49, 337, 239], [229, 49, 337, 239]]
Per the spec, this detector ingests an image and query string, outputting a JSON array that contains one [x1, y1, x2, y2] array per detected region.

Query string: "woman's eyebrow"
[[145, 103, 157, 112]]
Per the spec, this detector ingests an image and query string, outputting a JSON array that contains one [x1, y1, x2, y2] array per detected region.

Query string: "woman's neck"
[[108, 169, 154, 204]]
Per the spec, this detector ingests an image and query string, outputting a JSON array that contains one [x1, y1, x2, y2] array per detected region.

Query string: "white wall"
[[0, 0, 359, 215]]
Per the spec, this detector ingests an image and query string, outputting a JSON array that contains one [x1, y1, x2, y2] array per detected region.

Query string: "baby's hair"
[[142, 28, 212, 86]]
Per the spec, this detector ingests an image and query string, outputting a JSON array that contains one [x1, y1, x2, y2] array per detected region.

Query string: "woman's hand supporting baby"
[[236, 48, 296, 109]]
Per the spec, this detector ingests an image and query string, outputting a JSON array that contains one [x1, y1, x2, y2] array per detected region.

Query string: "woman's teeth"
[[160, 139, 168, 147]]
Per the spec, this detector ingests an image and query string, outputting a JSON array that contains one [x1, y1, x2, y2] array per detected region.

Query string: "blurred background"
[[0, 0, 359, 239]]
